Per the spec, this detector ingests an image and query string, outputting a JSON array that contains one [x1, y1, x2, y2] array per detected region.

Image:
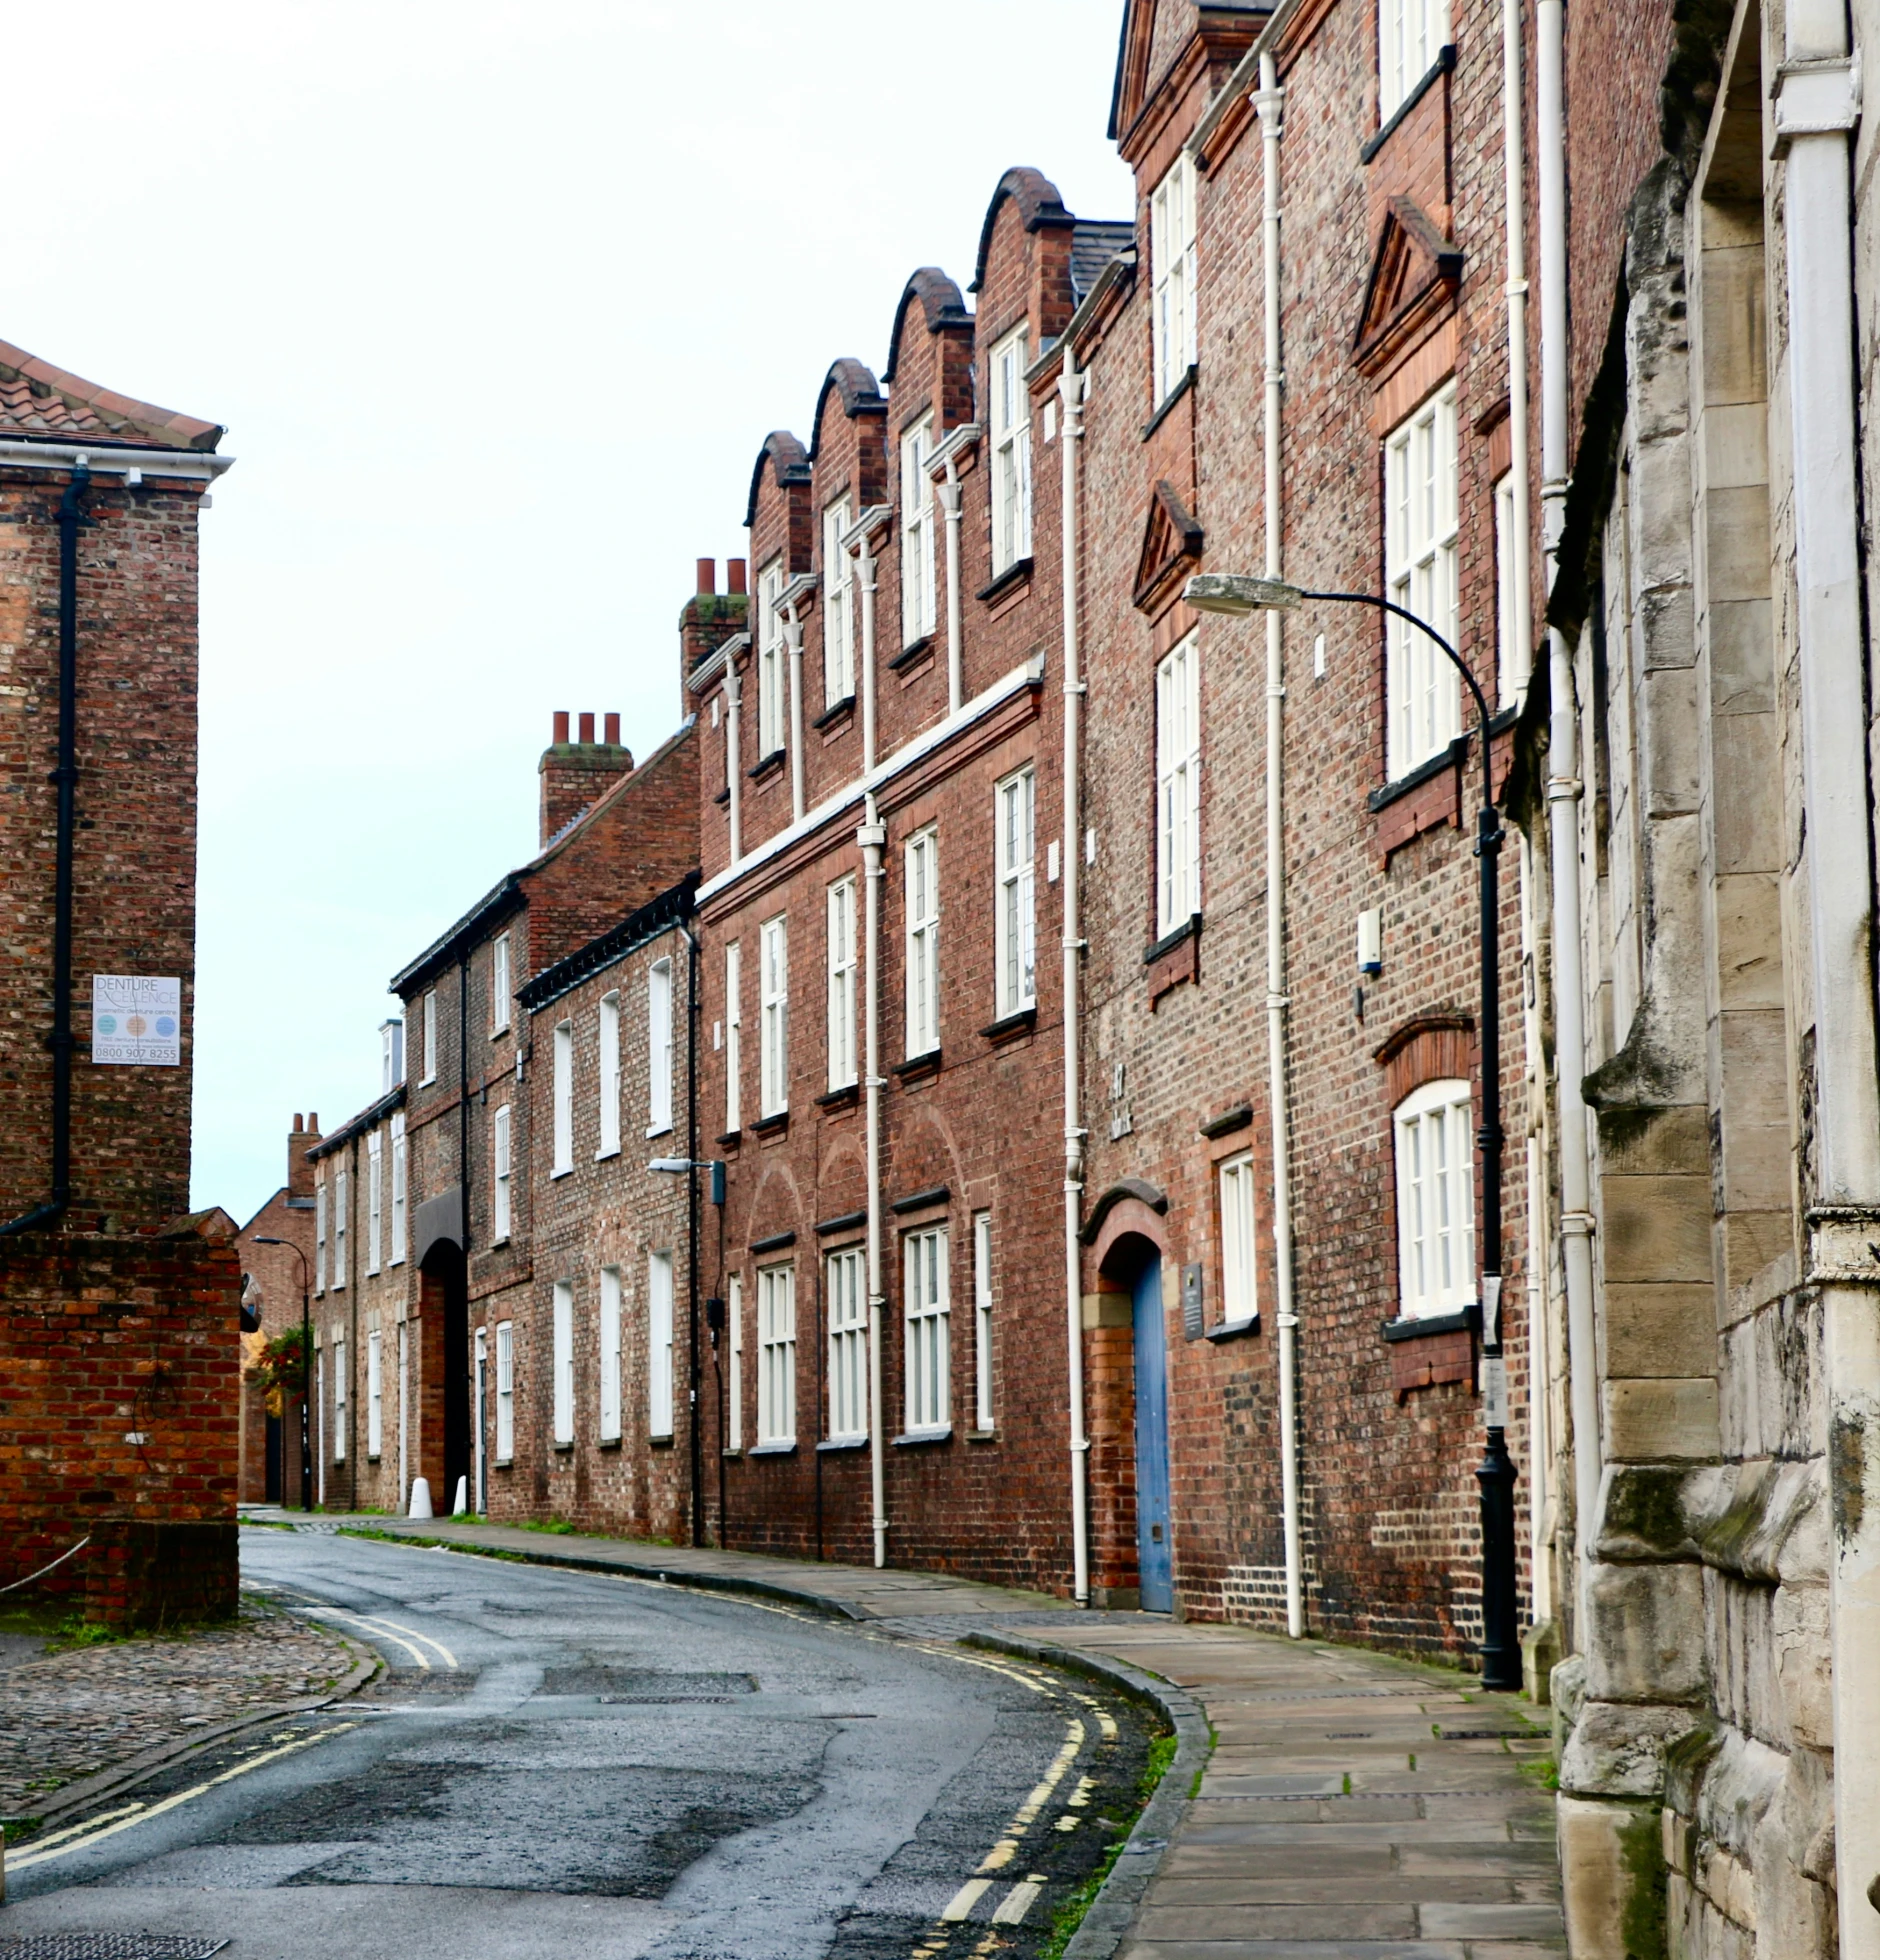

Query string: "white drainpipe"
[[1535, 0, 1600, 1631], [724, 666, 743, 864], [940, 455, 966, 714], [1255, 51, 1304, 1641], [859, 798, 889, 1568], [1060, 345, 1091, 1607], [783, 608, 806, 825], [857, 537, 879, 774], [1771, 19, 1879, 1958]]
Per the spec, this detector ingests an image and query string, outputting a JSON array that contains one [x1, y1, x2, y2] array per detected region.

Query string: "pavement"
[[241, 1511, 1568, 1959]]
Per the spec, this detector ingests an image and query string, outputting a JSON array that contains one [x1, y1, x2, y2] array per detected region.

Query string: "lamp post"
[[254, 1236, 313, 1515], [1183, 571, 1521, 1692], [649, 1155, 726, 1549]]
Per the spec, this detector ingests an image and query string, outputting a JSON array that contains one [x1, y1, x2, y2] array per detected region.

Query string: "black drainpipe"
[[2, 461, 91, 1238], [683, 912, 703, 1548]]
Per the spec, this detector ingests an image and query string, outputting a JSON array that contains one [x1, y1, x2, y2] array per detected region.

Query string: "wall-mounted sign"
[[92, 974, 181, 1066], [1181, 1262, 1204, 1340]]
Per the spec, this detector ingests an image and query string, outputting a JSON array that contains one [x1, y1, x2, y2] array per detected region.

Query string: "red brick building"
[[0, 339, 240, 1625], [234, 1113, 321, 1505]]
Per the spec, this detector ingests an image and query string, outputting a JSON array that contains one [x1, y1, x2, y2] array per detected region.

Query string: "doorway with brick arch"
[[415, 1239, 472, 1515]]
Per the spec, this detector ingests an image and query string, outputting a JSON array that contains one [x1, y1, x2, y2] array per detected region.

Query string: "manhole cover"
[[540, 1667, 757, 1702], [0, 1938, 229, 1959]]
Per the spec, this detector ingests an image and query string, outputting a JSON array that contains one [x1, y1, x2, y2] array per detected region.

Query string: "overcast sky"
[[6, 1, 1135, 1224]]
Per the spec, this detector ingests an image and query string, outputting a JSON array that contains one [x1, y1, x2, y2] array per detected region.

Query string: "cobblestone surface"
[[0, 1595, 358, 1822]]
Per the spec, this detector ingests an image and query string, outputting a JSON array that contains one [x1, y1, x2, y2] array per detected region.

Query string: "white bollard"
[[407, 1476, 434, 1520], [452, 1476, 469, 1517]]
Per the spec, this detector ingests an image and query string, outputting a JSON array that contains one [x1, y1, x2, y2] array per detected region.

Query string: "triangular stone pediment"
[[1353, 198, 1464, 377], [1133, 480, 1205, 614]]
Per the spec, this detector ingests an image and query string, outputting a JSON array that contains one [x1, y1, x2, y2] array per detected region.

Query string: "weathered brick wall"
[[0, 1221, 240, 1626]]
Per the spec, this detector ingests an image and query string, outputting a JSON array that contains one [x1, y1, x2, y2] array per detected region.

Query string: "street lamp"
[[253, 1236, 313, 1515], [648, 1155, 727, 1551], [1184, 571, 1521, 1693]]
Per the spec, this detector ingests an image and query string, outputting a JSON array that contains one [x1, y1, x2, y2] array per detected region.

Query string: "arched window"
[[1393, 1077, 1474, 1318]]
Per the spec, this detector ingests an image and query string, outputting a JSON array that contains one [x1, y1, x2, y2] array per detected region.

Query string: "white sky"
[[5, 1, 1135, 1225]]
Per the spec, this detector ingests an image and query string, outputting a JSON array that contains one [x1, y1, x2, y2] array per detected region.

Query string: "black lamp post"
[[1184, 572, 1521, 1692], [254, 1236, 313, 1514]]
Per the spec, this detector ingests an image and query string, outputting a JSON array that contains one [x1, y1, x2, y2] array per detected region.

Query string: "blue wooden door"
[[1132, 1255, 1173, 1611]]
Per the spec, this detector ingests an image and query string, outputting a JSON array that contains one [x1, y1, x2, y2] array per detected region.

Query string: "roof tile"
[[0, 338, 222, 451]]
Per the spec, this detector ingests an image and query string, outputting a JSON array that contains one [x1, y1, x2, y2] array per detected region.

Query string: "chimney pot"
[[552, 710, 570, 745], [727, 558, 747, 596], [293, 1112, 303, 1132], [604, 711, 621, 745], [309, 1112, 317, 1130], [578, 711, 596, 744], [696, 557, 716, 596]]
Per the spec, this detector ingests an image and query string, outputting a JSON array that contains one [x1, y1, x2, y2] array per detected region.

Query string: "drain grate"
[[0, 1938, 229, 1960]]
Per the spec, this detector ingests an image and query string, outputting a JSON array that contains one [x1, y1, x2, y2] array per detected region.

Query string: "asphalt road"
[[2, 1528, 1155, 1960]]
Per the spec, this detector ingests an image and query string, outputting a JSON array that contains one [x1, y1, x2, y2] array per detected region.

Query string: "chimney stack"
[[679, 555, 750, 697], [539, 708, 633, 847], [289, 1111, 322, 1199]]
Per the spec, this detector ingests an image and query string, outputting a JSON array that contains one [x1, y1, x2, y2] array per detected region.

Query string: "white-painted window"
[[390, 1114, 407, 1265], [491, 932, 511, 1035], [1394, 1078, 1475, 1318], [599, 1265, 623, 1443], [315, 1177, 327, 1296], [1384, 381, 1461, 778], [1494, 469, 1521, 706], [367, 1329, 383, 1457], [725, 942, 743, 1133], [1151, 151, 1198, 406], [822, 497, 854, 703], [905, 827, 940, 1058], [757, 1262, 796, 1445], [827, 1245, 867, 1442], [904, 1225, 950, 1434], [552, 1021, 573, 1175], [727, 1273, 744, 1452], [995, 768, 1036, 1016], [973, 1211, 994, 1432], [1380, 0, 1448, 122], [758, 556, 786, 757], [827, 875, 858, 1092], [552, 1279, 575, 1445], [648, 958, 673, 1136], [381, 1019, 404, 1092], [366, 1131, 383, 1276], [990, 325, 1033, 574], [597, 990, 621, 1158], [495, 1320, 515, 1461], [333, 1334, 347, 1461], [759, 915, 789, 1118], [1156, 634, 1202, 935], [648, 1250, 675, 1438], [333, 1170, 349, 1290], [1219, 1151, 1259, 1327], [900, 414, 936, 646], [493, 1103, 513, 1241], [421, 989, 437, 1085]]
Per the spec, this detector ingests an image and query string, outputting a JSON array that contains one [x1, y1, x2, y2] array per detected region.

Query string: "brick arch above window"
[[1373, 1012, 1473, 1109]]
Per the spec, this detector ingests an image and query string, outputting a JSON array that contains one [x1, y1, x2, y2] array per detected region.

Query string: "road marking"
[[8, 1724, 356, 1871], [357, 1615, 458, 1668], [975, 1715, 1085, 1875], [940, 1877, 991, 1920], [291, 1605, 445, 1669], [12, 1800, 149, 1854], [990, 1880, 1043, 1926], [913, 1643, 1051, 1695]]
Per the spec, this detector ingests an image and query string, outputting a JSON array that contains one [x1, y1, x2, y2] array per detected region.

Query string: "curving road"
[[2, 1528, 1154, 1960]]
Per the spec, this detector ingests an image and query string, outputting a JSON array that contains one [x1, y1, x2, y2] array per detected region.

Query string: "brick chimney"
[[539, 710, 633, 846], [289, 1112, 321, 1199], [679, 556, 749, 700]]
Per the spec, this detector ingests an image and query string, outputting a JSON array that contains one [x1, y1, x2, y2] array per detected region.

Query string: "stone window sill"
[[748, 1439, 798, 1457], [976, 557, 1034, 606], [752, 1111, 789, 1138], [748, 748, 786, 782], [980, 1006, 1037, 1045], [1140, 365, 1196, 441], [889, 636, 934, 673], [817, 1435, 869, 1454], [893, 1426, 952, 1447], [893, 1050, 941, 1083], [813, 695, 856, 732], [1204, 1315, 1260, 1344], [1361, 45, 1456, 164]]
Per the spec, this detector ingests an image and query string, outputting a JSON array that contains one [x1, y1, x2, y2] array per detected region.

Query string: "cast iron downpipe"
[[2, 460, 91, 1238]]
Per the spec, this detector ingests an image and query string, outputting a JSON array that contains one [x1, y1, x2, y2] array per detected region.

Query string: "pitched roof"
[[1072, 222, 1138, 304], [0, 339, 223, 452]]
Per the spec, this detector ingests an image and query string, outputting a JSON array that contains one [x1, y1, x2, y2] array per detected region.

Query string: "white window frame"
[[757, 1262, 796, 1445], [333, 1170, 349, 1290], [648, 1250, 675, 1438], [599, 1265, 623, 1443], [1219, 1150, 1260, 1327], [1150, 151, 1198, 406], [1384, 381, 1462, 779], [1156, 635, 1202, 935], [491, 932, 512, 1036], [759, 915, 789, 1118], [725, 942, 743, 1134], [552, 1020, 574, 1176], [989, 325, 1033, 575], [827, 875, 858, 1092], [552, 1279, 575, 1445], [648, 958, 674, 1137], [314, 1177, 328, 1296], [903, 1224, 950, 1435], [727, 1272, 744, 1452], [822, 497, 854, 704], [973, 1211, 994, 1432], [1380, 0, 1449, 123], [492, 1102, 513, 1242], [366, 1131, 383, 1276], [421, 989, 438, 1084], [905, 827, 940, 1058], [333, 1333, 347, 1461], [757, 556, 786, 757], [1494, 469, 1521, 707], [495, 1320, 515, 1462], [995, 768, 1036, 1017], [827, 1245, 867, 1443], [367, 1328, 383, 1458], [390, 1113, 407, 1266], [597, 990, 621, 1159], [900, 414, 936, 646], [1394, 1077, 1476, 1319]]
